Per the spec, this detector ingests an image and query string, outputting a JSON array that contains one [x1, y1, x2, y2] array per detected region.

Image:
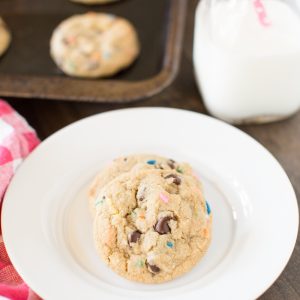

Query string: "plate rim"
[[2, 107, 299, 300]]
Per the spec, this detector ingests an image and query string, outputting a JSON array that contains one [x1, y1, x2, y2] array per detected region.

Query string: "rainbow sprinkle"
[[103, 50, 111, 60], [166, 241, 174, 248], [192, 172, 199, 179], [68, 61, 76, 71], [135, 260, 144, 268], [107, 14, 116, 20], [176, 167, 183, 174], [95, 200, 103, 206], [160, 192, 169, 203], [66, 35, 76, 45], [206, 201, 211, 215], [202, 228, 208, 237], [95, 196, 105, 207], [147, 160, 156, 165]]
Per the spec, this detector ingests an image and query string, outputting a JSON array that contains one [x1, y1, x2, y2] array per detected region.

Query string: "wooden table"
[[5, 1, 300, 298]]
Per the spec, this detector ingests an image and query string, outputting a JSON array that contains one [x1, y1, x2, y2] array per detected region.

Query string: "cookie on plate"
[[93, 168, 212, 283], [0, 18, 11, 57], [70, 0, 119, 4], [50, 12, 140, 78], [88, 154, 193, 217]]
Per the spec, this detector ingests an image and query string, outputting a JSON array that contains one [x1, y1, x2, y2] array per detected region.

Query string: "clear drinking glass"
[[194, 0, 300, 124]]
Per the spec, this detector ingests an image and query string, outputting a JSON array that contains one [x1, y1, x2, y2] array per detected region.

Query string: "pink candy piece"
[[192, 172, 200, 180], [160, 192, 169, 204]]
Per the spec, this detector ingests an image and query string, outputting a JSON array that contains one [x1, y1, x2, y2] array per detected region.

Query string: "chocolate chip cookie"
[[93, 168, 212, 283], [89, 154, 193, 217], [0, 18, 11, 57], [50, 12, 139, 78]]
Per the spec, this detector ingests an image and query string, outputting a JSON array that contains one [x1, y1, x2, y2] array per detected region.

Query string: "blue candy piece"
[[166, 241, 174, 248], [206, 201, 211, 215], [147, 160, 156, 165], [103, 51, 112, 60]]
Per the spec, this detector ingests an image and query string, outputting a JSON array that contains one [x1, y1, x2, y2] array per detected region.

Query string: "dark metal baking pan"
[[0, 0, 187, 102]]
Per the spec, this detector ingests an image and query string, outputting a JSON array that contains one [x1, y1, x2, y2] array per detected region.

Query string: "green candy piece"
[[68, 61, 76, 71], [135, 260, 144, 268], [94, 200, 103, 207], [176, 167, 183, 174], [94, 196, 105, 207]]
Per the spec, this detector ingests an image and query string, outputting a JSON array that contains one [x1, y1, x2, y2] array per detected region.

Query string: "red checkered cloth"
[[0, 100, 41, 300]]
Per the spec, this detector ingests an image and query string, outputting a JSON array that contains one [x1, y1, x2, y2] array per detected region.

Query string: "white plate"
[[2, 108, 298, 300]]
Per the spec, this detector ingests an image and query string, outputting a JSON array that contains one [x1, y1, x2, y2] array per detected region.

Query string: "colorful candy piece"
[[107, 14, 116, 20], [64, 35, 77, 45], [135, 259, 144, 268], [166, 241, 174, 248], [147, 160, 156, 165], [206, 201, 211, 215], [202, 228, 209, 237], [91, 51, 101, 60], [95, 195, 105, 207], [103, 50, 112, 59], [68, 60, 76, 71], [192, 172, 200, 179], [159, 192, 169, 203], [176, 167, 183, 174]]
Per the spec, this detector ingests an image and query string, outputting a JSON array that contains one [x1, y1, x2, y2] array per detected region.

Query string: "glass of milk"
[[193, 0, 300, 124]]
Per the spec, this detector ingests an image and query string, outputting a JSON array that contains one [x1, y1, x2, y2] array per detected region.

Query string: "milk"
[[194, 0, 300, 123]]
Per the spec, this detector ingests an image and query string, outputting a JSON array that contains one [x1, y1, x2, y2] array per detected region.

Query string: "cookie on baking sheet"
[[88, 154, 193, 217], [50, 12, 140, 78], [0, 18, 11, 57], [93, 168, 212, 283], [70, 0, 119, 4]]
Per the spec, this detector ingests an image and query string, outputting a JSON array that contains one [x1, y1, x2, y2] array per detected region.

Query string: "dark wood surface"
[[4, 0, 300, 299]]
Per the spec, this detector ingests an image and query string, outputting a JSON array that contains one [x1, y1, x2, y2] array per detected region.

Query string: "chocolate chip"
[[128, 230, 141, 243], [164, 174, 181, 185], [147, 262, 160, 274], [124, 157, 127, 162], [154, 163, 164, 170], [154, 216, 172, 234], [167, 159, 176, 169]]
